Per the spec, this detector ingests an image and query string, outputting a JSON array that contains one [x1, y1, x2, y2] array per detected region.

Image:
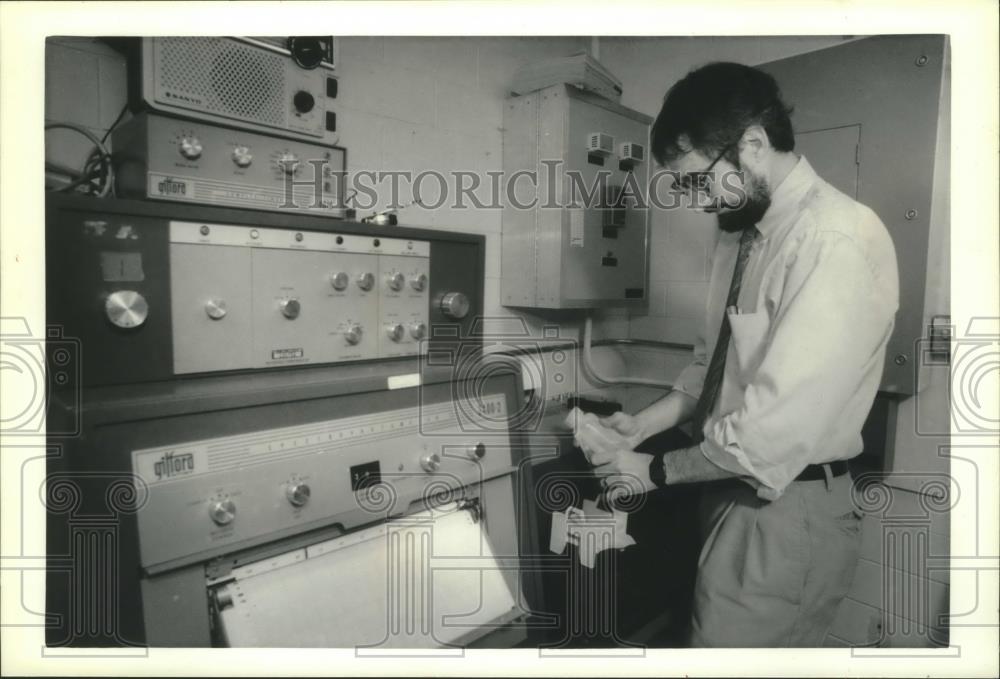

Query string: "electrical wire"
[[45, 122, 114, 197], [101, 103, 129, 144], [581, 316, 674, 389]]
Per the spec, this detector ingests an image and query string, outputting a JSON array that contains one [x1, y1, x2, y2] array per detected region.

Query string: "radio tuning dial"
[[386, 271, 405, 291], [278, 152, 300, 175], [330, 272, 349, 290], [410, 273, 428, 292], [410, 322, 427, 340], [105, 290, 148, 329], [344, 323, 363, 345], [205, 298, 228, 320], [386, 323, 405, 342], [440, 292, 470, 320], [419, 453, 441, 473], [280, 298, 301, 320], [209, 499, 236, 526], [179, 136, 203, 160], [285, 481, 311, 507], [232, 145, 253, 167], [357, 272, 375, 291]]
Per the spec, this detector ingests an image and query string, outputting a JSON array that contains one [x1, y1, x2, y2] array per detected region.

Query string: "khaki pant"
[[690, 471, 863, 647]]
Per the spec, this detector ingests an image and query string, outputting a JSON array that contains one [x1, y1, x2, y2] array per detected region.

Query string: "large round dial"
[[288, 37, 326, 69], [105, 290, 148, 329], [440, 292, 470, 319]]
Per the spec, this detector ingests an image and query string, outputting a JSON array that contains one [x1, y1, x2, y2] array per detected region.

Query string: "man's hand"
[[588, 448, 657, 499], [598, 412, 646, 448]]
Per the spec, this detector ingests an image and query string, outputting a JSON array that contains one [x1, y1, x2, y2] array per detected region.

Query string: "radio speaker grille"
[[156, 38, 286, 126]]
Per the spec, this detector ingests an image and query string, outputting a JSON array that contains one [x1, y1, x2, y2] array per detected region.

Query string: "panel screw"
[[915, 55, 929, 67], [894, 354, 908, 366], [905, 209, 918, 220]]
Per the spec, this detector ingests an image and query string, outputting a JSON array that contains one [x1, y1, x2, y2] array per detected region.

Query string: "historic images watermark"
[[278, 158, 748, 214]]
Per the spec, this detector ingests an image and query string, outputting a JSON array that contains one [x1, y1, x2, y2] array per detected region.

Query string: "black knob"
[[287, 37, 326, 70], [293, 90, 315, 113]]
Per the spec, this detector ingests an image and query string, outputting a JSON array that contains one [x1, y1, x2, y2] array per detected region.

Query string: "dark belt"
[[795, 460, 850, 482]]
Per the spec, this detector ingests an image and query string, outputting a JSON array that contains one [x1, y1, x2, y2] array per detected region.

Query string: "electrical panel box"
[[501, 84, 652, 309]]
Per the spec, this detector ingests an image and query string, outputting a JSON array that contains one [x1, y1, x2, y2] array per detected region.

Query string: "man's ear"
[[739, 125, 772, 162]]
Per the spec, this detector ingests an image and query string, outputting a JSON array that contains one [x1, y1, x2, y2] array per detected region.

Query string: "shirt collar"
[[755, 155, 818, 239]]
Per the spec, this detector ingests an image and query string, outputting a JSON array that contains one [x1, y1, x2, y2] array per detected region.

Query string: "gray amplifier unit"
[[135, 37, 339, 144]]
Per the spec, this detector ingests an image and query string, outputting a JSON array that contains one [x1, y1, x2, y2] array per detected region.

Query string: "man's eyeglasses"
[[674, 143, 735, 193]]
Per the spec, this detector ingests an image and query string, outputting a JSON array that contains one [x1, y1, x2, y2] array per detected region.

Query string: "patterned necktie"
[[690, 226, 758, 443]]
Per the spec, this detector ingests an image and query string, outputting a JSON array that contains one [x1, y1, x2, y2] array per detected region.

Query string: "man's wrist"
[[648, 451, 668, 488]]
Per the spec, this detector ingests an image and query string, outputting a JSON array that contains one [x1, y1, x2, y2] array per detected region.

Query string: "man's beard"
[[717, 169, 772, 233]]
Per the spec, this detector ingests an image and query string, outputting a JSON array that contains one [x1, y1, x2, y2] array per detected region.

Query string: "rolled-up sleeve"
[[700, 230, 897, 497], [673, 327, 707, 401]]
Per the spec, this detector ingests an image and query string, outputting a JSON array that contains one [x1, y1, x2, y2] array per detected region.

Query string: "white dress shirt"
[[673, 156, 899, 500]]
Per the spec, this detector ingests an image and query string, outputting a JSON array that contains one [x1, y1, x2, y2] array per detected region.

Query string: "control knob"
[[440, 292, 470, 320], [277, 152, 300, 175], [285, 481, 311, 507], [410, 273, 428, 292], [410, 322, 427, 340], [330, 271, 350, 291], [467, 441, 487, 460], [357, 272, 375, 291], [105, 290, 148, 329], [209, 498, 236, 526], [179, 136, 203, 160], [280, 298, 301, 319], [293, 90, 316, 113], [386, 271, 405, 291], [420, 453, 441, 473], [232, 145, 253, 168], [205, 298, 228, 320], [386, 323, 405, 342], [344, 323, 363, 345]]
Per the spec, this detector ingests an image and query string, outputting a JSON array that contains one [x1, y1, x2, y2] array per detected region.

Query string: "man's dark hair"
[[650, 62, 795, 166]]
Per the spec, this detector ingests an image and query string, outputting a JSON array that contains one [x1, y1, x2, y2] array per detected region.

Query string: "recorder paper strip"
[[216, 505, 518, 648]]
